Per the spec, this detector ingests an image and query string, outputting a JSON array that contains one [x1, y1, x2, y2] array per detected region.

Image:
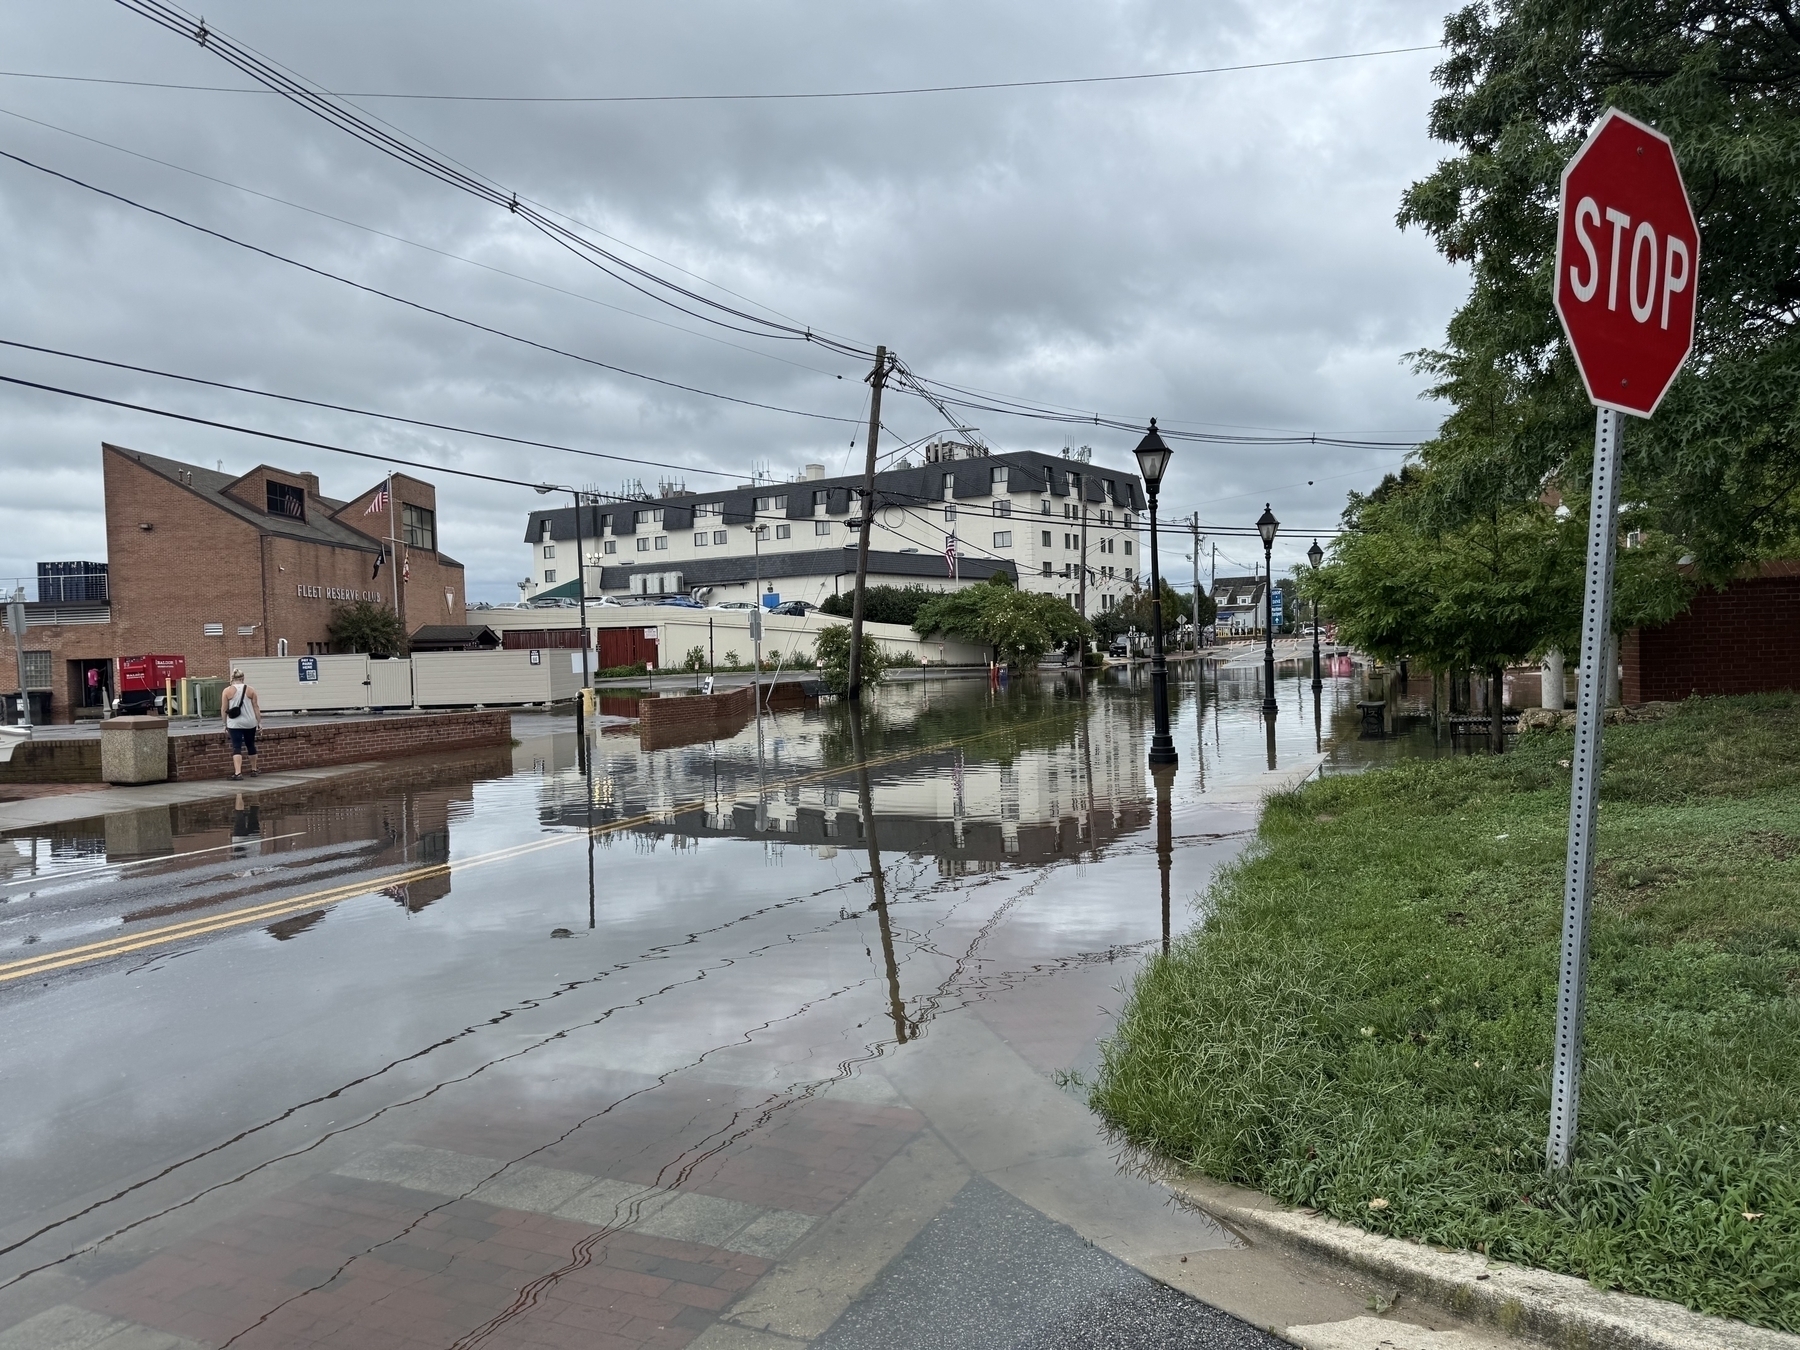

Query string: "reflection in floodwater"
[[0, 662, 1484, 1350], [1152, 764, 1174, 953]]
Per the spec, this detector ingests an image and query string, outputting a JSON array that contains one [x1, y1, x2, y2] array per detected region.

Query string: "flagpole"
[[387, 472, 399, 621]]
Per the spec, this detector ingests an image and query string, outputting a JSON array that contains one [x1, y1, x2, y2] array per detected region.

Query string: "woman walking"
[[222, 667, 262, 779]]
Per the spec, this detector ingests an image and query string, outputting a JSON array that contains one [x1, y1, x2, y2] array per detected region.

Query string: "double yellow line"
[[0, 709, 1075, 987]]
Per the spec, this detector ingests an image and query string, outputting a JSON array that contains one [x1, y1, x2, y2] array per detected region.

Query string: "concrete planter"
[[100, 715, 170, 785]]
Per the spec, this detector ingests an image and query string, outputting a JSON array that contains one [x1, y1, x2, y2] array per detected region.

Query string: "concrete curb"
[[1165, 1175, 1800, 1350]]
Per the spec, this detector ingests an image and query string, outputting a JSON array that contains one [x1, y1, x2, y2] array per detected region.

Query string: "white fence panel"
[[411, 651, 553, 707], [235, 654, 371, 712], [368, 658, 414, 708]]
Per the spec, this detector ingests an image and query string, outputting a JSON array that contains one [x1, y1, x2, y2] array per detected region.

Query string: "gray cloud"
[[0, 0, 1463, 598]]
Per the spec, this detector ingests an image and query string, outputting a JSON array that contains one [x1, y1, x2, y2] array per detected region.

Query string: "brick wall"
[[0, 738, 101, 784], [170, 709, 512, 780], [1621, 569, 1800, 703], [636, 686, 755, 731]]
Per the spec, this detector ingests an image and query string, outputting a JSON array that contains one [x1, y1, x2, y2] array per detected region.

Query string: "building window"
[[1061, 563, 1072, 578], [991, 465, 1008, 490], [944, 506, 957, 523], [1040, 499, 1051, 515], [1041, 561, 1052, 577], [713, 530, 728, 545], [1124, 540, 1133, 555], [813, 489, 828, 508], [756, 525, 770, 540], [604, 540, 618, 554], [776, 523, 791, 539], [1126, 567, 1135, 582], [754, 494, 788, 512], [815, 521, 831, 536], [655, 535, 669, 550], [992, 500, 1011, 518], [637, 538, 650, 552], [540, 520, 553, 542], [542, 545, 556, 559], [1125, 513, 1134, 528], [1041, 530, 1052, 547], [635, 508, 662, 526], [695, 532, 709, 547], [403, 504, 436, 550], [543, 569, 556, 584], [992, 531, 1012, 548], [20, 650, 51, 690], [942, 473, 955, 501], [265, 481, 306, 520], [695, 501, 720, 518]]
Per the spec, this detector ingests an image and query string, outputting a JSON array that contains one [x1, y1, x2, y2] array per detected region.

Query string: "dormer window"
[[266, 481, 306, 520]]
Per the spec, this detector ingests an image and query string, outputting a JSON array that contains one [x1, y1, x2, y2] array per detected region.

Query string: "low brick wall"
[[0, 738, 102, 785], [170, 710, 513, 780], [636, 685, 754, 732]]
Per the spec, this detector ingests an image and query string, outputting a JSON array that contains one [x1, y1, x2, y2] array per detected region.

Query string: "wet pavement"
[[0, 664, 1431, 1349]]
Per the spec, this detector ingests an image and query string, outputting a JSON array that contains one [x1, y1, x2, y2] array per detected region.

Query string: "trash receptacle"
[[100, 715, 170, 785]]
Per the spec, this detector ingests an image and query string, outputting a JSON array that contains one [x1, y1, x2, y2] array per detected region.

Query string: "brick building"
[[3, 444, 464, 723], [1622, 561, 1800, 703]]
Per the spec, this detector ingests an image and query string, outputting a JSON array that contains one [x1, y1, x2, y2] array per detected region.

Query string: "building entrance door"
[[70, 658, 112, 718]]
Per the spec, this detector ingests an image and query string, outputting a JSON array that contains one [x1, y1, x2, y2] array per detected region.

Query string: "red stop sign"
[[1553, 109, 1700, 417]]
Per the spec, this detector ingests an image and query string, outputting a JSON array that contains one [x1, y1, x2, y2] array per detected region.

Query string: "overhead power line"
[[0, 148, 860, 426], [0, 337, 748, 479], [0, 103, 850, 382], [0, 44, 1440, 103], [113, 0, 875, 358]]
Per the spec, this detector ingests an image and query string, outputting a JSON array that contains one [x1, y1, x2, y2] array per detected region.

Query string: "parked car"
[[710, 600, 756, 611], [771, 601, 815, 617]]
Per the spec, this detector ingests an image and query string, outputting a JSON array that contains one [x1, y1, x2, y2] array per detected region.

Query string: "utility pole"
[[847, 345, 889, 702], [1191, 513, 1202, 653]]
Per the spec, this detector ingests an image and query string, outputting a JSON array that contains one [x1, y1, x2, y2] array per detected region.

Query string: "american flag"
[[364, 486, 390, 516], [943, 531, 957, 578]]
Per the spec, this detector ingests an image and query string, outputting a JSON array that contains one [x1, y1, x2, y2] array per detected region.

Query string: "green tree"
[[328, 600, 407, 657], [817, 585, 940, 626], [814, 623, 886, 695], [1398, 2, 1800, 581], [1092, 580, 1199, 646], [1312, 486, 1586, 751], [912, 573, 1093, 669]]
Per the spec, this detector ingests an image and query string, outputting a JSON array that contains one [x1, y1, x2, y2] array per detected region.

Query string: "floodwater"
[[0, 662, 1425, 1350]]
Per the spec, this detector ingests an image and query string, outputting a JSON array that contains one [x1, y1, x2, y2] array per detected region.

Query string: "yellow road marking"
[[0, 710, 1076, 985]]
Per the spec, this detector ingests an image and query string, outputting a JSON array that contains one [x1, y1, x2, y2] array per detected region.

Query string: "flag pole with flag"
[[944, 531, 958, 581]]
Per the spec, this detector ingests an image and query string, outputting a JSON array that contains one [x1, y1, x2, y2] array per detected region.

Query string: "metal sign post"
[[1544, 108, 1699, 1168], [7, 587, 30, 731], [1547, 408, 1624, 1168]]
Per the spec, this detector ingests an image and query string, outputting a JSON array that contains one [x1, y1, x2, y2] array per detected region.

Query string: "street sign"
[[1553, 108, 1700, 418], [296, 656, 319, 683], [1270, 586, 1284, 629], [1545, 108, 1699, 1172]]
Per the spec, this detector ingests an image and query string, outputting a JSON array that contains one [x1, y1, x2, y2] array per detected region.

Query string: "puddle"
[[0, 664, 1446, 1347]]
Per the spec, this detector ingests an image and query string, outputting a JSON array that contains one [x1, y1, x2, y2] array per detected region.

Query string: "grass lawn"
[[1092, 694, 1800, 1331]]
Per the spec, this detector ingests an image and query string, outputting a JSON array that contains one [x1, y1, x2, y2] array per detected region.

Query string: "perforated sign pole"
[[1546, 109, 1699, 1169], [1547, 408, 1624, 1168]]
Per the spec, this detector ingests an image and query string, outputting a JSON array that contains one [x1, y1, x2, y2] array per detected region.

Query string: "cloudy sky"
[[0, 0, 1465, 602]]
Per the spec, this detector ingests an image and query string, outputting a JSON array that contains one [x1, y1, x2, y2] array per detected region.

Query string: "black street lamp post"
[[1308, 538, 1324, 693], [1134, 421, 1178, 769], [1257, 504, 1279, 717]]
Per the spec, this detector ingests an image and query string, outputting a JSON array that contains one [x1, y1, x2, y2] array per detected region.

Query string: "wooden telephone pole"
[[847, 346, 890, 702]]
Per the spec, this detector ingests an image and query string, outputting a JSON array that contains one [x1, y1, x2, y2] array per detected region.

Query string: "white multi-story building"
[[519, 444, 1147, 614]]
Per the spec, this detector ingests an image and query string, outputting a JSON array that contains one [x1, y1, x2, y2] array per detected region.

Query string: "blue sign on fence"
[[1270, 587, 1284, 628], [297, 656, 319, 683]]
